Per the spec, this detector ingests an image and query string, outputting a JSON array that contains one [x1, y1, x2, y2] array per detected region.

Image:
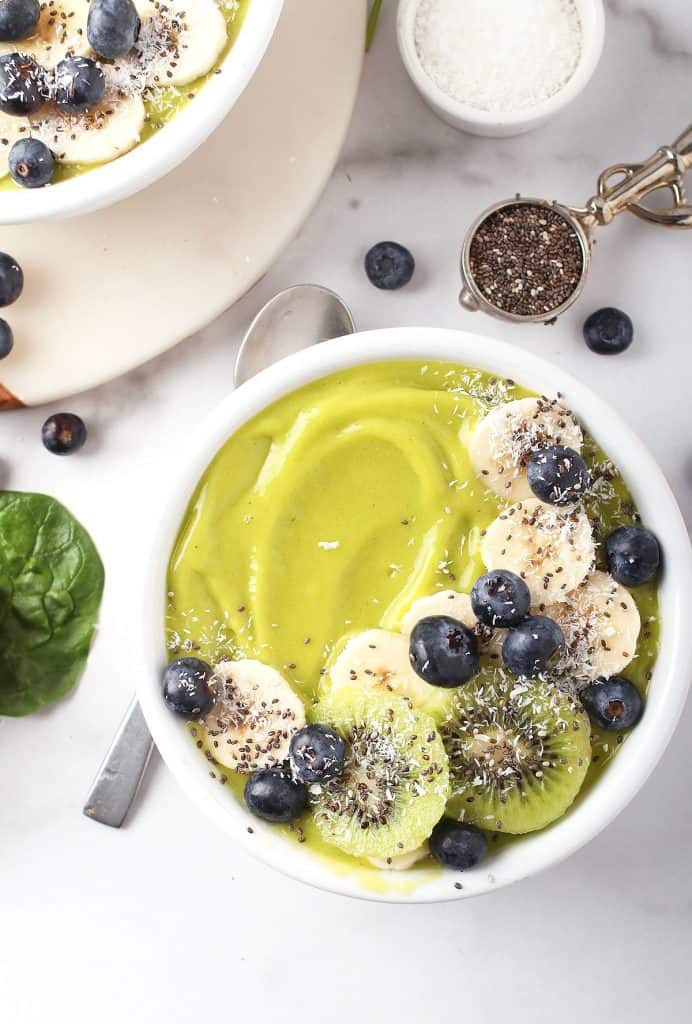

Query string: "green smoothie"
[[165, 360, 659, 887]]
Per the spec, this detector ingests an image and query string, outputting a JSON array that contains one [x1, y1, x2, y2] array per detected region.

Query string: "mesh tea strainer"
[[459, 124, 692, 324]]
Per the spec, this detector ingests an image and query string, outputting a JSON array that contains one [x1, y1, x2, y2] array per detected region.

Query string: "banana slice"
[[369, 843, 430, 871], [131, 0, 227, 88], [328, 629, 435, 706], [546, 571, 641, 683], [481, 498, 595, 604], [0, 1, 91, 68], [31, 80, 145, 164], [401, 590, 504, 666], [0, 113, 31, 178], [470, 397, 583, 501], [204, 659, 306, 773], [401, 591, 475, 635]]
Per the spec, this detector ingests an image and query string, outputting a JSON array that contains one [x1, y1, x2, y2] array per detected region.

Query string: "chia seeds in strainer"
[[468, 203, 584, 318]]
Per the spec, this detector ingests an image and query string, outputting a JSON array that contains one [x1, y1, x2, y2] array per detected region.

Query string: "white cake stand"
[[0, 0, 366, 409]]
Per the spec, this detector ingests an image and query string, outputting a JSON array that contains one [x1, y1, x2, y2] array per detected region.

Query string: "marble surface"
[[1, 2, 691, 1021]]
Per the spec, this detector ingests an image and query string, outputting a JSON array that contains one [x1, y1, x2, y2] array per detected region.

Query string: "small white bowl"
[[137, 327, 692, 903], [0, 1, 283, 225], [397, 0, 605, 137]]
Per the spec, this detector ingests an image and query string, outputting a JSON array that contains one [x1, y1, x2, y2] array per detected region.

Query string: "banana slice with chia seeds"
[[470, 397, 583, 501], [131, 0, 228, 88], [0, 1, 92, 67], [204, 659, 306, 773], [31, 79, 145, 164], [481, 498, 595, 604], [328, 628, 435, 706], [0, 113, 31, 177], [401, 590, 505, 667], [369, 843, 430, 871], [545, 571, 641, 683]]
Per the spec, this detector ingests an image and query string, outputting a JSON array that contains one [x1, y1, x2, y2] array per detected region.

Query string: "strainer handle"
[[585, 124, 692, 229], [672, 124, 692, 172]]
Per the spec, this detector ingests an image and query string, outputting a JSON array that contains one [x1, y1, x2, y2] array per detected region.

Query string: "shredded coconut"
[[414, 0, 583, 113], [488, 397, 582, 478]]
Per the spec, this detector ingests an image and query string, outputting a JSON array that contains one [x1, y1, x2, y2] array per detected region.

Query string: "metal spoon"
[[83, 284, 355, 827], [234, 284, 355, 385]]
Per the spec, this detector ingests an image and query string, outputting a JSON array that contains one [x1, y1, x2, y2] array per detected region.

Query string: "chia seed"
[[468, 203, 583, 318]]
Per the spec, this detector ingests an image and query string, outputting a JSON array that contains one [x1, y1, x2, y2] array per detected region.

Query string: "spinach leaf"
[[0, 491, 104, 716]]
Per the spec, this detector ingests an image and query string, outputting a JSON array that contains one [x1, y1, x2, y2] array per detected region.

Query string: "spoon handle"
[[83, 698, 154, 828]]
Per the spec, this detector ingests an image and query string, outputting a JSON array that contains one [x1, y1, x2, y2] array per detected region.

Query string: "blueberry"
[[582, 676, 643, 731], [409, 615, 479, 688], [471, 569, 530, 628], [0, 0, 40, 42], [41, 412, 87, 455], [9, 137, 54, 188], [364, 241, 415, 290], [54, 56, 105, 114], [502, 616, 563, 678], [87, 0, 141, 59], [0, 251, 23, 306], [527, 444, 590, 506], [583, 307, 633, 355], [244, 768, 308, 823], [0, 319, 13, 358], [429, 819, 488, 871], [605, 525, 661, 586], [0, 52, 46, 116], [289, 723, 346, 783], [162, 657, 216, 719]]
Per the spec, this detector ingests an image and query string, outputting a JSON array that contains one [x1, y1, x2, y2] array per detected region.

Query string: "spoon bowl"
[[234, 285, 355, 386]]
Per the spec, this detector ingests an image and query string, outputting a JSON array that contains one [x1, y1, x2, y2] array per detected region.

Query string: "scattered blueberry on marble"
[[87, 0, 141, 59], [0, 0, 40, 42], [605, 524, 661, 586], [0, 52, 46, 116], [410, 614, 479, 687], [583, 308, 633, 355], [0, 319, 13, 359], [41, 412, 88, 455], [582, 676, 644, 731], [527, 444, 590, 506], [502, 616, 563, 678], [162, 657, 216, 719], [290, 723, 346, 783], [471, 569, 530, 628], [9, 138, 54, 188], [429, 819, 488, 871], [0, 251, 23, 306], [54, 57, 106, 115], [244, 768, 308, 823], [365, 241, 415, 290]]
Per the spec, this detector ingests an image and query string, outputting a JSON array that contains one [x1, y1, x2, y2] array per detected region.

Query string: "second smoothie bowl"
[[138, 328, 691, 902], [0, 0, 283, 223]]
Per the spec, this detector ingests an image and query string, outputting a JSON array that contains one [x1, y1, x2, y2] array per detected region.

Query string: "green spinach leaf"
[[0, 491, 104, 716]]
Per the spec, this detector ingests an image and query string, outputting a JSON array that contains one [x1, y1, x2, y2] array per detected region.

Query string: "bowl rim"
[[396, 0, 605, 130], [137, 326, 692, 903], [0, 0, 284, 225]]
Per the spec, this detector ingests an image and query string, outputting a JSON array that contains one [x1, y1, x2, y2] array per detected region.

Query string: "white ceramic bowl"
[[137, 327, 692, 903], [0, 1, 283, 225], [396, 0, 605, 137]]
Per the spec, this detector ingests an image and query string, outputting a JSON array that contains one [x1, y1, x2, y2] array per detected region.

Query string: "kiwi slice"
[[441, 673, 591, 834], [310, 689, 449, 860]]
